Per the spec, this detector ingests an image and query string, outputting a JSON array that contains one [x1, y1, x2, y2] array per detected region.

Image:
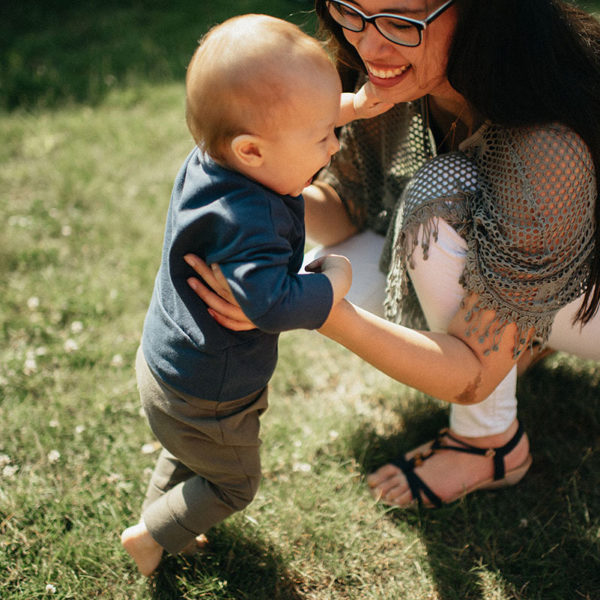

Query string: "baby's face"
[[256, 72, 341, 197]]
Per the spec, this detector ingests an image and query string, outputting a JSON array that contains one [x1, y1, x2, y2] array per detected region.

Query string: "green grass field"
[[1, 1, 600, 598]]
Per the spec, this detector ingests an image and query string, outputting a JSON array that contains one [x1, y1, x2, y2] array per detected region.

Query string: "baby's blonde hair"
[[186, 14, 338, 161]]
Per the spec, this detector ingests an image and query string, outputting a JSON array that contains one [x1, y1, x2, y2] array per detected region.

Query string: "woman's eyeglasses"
[[325, 0, 455, 47]]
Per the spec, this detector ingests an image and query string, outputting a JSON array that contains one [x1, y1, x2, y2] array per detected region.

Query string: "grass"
[[1, 1, 600, 598]]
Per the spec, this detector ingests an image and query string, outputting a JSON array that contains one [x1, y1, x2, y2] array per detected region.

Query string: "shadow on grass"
[[149, 523, 303, 600], [0, 0, 315, 112], [350, 358, 600, 600]]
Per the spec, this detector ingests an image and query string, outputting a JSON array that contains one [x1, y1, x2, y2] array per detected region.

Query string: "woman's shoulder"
[[478, 121, 593, 167], [472, 121, 596, 239]]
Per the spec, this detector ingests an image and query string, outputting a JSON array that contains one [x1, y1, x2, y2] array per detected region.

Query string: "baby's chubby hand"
[[351, 82, 395, 120], [305, 254, 352, 305]]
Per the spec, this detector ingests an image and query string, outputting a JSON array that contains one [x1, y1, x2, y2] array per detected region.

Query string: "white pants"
[[304, 223, 600, 436]]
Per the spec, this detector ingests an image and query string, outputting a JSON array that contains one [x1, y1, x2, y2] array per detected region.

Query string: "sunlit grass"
[[1, 1, 600, 598]]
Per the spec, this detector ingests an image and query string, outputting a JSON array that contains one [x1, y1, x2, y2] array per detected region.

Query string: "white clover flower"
[[328, 430, 340, 440], [61, 225, 72, 237], [70, 321, 84, 334], [45, 583, 57, 594], [0, 454, 11, 468], [2, 465, 19, 479], [141, 442, 160, 455], [23, 357, 37, 375], [64, 339, 78, 353], [75, 425, 85, 435], [292, 462, 312, 473], [36, 346, 48, 356], [27, 296, 40, 310], [49, 420, 60, 428], [8, 215, 32, 228], [47, 450, 61, 463], [110, 354, 124, 367]]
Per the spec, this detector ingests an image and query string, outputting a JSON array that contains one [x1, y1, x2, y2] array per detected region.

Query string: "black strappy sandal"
[[390, 421, 533, 508]]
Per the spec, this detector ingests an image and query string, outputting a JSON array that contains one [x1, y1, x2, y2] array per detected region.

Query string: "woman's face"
[[338, 0, 458, 104]]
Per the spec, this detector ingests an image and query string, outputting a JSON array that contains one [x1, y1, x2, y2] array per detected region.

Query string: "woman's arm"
[[318, 294, 529, 405], [303, 181, 358, 247], [186, 252, 527, 405]]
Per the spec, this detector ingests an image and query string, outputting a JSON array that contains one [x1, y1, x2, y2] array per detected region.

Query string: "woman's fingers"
[[186, 277, 255, 331], [187, 277, 239, 317], [184, 253, 216, 283], [184, 254, 256, 330], [209, 262, 237, 304], [184, 254, 237, 304], [207, 308, 256, 332]]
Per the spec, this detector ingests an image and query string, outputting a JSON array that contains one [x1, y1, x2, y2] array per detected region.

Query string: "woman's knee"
[[408, 219, 468, 332]]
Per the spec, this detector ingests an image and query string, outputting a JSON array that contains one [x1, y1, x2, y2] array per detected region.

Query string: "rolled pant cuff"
[[143, 494, 197, 555]]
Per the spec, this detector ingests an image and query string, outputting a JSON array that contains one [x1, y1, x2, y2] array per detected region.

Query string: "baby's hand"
[[350, 82, 395, 120], [305, 254, 352, 306]]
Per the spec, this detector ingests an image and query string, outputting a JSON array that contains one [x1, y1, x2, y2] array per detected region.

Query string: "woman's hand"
[[184, 254, 256, 331]]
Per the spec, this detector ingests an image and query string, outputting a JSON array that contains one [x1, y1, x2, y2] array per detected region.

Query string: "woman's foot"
[[121, 522, 164, 576], [366, 419, 531, 507]]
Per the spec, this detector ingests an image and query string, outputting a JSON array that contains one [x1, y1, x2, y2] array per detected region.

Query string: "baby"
[[121, 13, 391, 576]]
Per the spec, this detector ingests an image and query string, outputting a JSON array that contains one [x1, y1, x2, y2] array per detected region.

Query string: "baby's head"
[[186, 14, 341, 196]]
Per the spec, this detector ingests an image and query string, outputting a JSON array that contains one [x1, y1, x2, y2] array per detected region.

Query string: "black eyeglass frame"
[[325, 0, 456, 47]]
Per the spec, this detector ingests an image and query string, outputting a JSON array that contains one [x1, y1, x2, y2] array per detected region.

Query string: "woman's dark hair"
[[315, 0, 364, 91], [448, 0, 600, 323], [315, 0, 600, 323]]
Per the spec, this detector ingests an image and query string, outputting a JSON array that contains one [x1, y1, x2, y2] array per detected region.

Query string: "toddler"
[[121, 13, 391, 576]]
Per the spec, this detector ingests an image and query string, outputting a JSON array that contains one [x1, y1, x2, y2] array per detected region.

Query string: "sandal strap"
[[433, 421, 526, 481], [388, 421, 526, 507], [392, 455, 443, 509]]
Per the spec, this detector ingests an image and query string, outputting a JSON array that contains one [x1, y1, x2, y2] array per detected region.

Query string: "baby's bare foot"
[[121, 522, 163, 576], [181, 533, 209, 556]]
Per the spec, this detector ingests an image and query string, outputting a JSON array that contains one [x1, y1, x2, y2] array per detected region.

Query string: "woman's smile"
[[364, 62, 411, 86]]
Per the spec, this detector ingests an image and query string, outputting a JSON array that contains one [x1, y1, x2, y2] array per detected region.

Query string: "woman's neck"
[[427, 94, 478, 151]]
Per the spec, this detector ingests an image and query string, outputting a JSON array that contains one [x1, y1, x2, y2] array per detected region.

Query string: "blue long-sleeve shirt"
[[142, 148, 333, 400]]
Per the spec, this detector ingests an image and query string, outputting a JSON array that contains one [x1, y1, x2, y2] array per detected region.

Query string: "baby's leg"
[[122, 379, 267, 575], [141, 436, 263, 556], [121, 521, 164, 577], [121, 448, 212, 575], [121, 448, 193, 575], [141, 448, 195, 513]]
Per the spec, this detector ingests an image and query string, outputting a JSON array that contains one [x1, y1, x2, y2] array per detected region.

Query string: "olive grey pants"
[[135, 346, 268, 554]]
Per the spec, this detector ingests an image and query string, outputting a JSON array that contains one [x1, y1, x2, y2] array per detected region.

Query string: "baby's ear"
[[230, 134, 264, 167]]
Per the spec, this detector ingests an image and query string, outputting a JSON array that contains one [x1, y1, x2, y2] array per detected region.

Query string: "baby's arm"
[[305, 254, 352, 307], [337, 82, 394, 127]]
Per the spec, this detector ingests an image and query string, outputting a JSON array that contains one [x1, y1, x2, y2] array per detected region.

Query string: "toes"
[[380, 480, 411, 505], [366, 463, 403, 488], [367, 464, 412, 505]]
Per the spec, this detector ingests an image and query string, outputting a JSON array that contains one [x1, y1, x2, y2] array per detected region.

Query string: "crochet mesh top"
[[318, 98, 596, 356]]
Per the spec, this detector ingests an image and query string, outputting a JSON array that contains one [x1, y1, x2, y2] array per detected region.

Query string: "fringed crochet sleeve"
[[317, 99, 434, 270], [385, 123, 596, 356]]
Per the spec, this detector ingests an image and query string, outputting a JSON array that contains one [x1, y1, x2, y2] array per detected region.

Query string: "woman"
[[186, 0, 600, 507]]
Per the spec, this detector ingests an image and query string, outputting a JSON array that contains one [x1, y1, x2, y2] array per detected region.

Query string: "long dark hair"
[[315, 0, 600, 324]]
